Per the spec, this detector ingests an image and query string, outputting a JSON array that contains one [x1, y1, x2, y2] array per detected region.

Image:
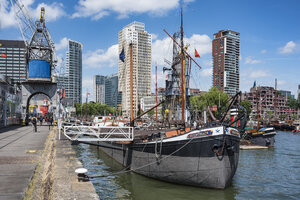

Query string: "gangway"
[[62, 124, 134, 142]]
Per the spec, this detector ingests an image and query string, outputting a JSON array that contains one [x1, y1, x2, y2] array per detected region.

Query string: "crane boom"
[[10, 0, 57, 77], [10, 0, 35, 47]]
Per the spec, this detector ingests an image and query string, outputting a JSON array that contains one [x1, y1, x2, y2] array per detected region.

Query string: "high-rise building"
[[0, 40, 26, 84], [94, 75, 106, 104], [93, 73, 122, 107], [105, 73, 122, 107], [65, 40, 83, 104], [212, 30, 240, 96], [118, 21, 152, 117]]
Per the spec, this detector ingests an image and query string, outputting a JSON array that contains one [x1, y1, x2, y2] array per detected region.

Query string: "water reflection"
[[74, 131, 300, 200]]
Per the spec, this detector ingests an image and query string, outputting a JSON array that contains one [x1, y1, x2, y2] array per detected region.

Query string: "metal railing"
[[62, 124, 134, 142]]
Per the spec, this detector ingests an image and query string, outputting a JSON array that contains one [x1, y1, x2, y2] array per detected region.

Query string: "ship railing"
[[63, 125, 134, 142]]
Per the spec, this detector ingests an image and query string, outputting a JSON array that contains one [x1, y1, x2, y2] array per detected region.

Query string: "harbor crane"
[[10, 0, 61, 124], [10, 0, 57, 79]]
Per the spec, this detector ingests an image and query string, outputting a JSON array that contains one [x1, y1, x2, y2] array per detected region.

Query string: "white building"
[[65, 40, 83, 104], [118, 21, 152, 117], [94, 75, 106, 104], [140, 95, 163, 117]]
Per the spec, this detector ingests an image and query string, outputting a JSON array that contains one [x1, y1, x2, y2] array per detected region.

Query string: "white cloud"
[[249, 69, 269, 78], [151, 33, 158, 40], [200, 67, 212, 77], [261, 49, 267, 54], [152, 34, 212, 66], [83, 44, 118, 68], [0, 0, 17, 29], [82, 77, 93, 89], [82, 76, 94, 101], [278, 41, 296, 54], [55, 37, 69, 51], [277, 80, 287, 86], [245, 56, 263, 64], [72, 0, 179, 19], [31, 2, 65, 22], [0, 0, 65, 29], [151, 70, 165, 91]]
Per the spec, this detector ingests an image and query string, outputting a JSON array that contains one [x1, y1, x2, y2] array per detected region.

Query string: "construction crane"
[[10, 0, 57, 81]]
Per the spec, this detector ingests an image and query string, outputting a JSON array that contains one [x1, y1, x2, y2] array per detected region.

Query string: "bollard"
[[75, 168, 89, 182]]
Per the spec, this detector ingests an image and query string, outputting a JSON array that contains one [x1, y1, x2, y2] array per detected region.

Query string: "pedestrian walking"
[[49, 116, 53, 130], [32, 116, 37, 132], [39, 116, 43, 126]]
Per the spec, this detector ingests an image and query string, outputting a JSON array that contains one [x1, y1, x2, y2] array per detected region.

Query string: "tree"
[[74, 102, 117, 118], [240, 100, 251, 119], [287, 96, 298, 108], [189, 87, 229, 119]]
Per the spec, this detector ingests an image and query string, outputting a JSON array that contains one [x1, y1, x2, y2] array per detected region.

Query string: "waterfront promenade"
[[0, 125, 98, 200]]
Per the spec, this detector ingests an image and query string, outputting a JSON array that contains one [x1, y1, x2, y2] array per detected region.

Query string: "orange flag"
[[62, 89, 66, 98], [1, 53, 7, 57], [195, 49, 200, 58]]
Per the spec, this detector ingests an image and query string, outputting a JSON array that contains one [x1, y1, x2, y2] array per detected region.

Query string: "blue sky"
[[1, 0, 300, 101]]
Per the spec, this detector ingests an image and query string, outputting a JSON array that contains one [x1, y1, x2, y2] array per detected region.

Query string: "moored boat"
[[242, 126, 276, 147], [87, 125, 240, 189], [78, 8, 247, 189]]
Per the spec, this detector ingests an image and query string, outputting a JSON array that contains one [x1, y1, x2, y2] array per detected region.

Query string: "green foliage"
[[75, 102, 119, 116], [189, 87, 229, 117], [240, 100, 252, 118], [287, 96, 298, 108], [292, 113, 298, 120], [148, 109, 155, 116]]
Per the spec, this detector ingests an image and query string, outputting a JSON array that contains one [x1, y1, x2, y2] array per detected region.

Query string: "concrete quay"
[[0, 125, 98, 200]]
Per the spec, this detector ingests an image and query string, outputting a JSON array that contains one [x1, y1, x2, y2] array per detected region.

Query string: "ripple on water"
[[73, 131, 300, 200]]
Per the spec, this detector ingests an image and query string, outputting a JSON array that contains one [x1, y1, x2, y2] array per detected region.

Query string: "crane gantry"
[[10, 0, 57, 81]]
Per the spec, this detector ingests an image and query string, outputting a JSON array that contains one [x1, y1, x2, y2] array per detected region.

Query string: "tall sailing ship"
[[79, 10, 247, 189]]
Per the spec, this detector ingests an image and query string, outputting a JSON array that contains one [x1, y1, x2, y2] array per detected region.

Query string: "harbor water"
[[73, 131, 300, 200]]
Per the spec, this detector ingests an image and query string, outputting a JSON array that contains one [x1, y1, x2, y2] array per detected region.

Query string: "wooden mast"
[[180, 7, 186, 127], [130, 43, 134, 123]]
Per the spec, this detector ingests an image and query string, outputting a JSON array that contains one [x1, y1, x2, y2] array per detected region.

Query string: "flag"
[[194, 49, 200, 58], [253, 81, 256, 88], [119, 48, 125, 62], [1, 53, 7, 57], [62, 89, 66, 98]]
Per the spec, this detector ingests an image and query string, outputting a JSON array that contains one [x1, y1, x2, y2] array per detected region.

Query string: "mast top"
[[180, 6, 184, 49]]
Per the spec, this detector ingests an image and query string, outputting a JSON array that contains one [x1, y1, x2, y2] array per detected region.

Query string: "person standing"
[[32, 116, 37, 132], [39, 116, 43, 126]]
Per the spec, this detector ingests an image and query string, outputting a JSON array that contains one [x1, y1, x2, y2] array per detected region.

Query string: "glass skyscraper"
[[65, 40, 83, 104]]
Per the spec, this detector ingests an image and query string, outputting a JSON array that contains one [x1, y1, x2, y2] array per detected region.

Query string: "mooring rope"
[[89, 137, 195, 179], [154, 137, 163, 159]]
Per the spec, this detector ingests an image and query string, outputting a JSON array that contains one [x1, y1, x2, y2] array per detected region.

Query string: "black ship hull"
[[248, 133, 276, 147], [84, 127, 240, 189], [243, 127, 276, 147]]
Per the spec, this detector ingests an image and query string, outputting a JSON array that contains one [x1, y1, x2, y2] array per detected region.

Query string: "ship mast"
[[130, 43, 134, 123], [180, 7, 186, 127]]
